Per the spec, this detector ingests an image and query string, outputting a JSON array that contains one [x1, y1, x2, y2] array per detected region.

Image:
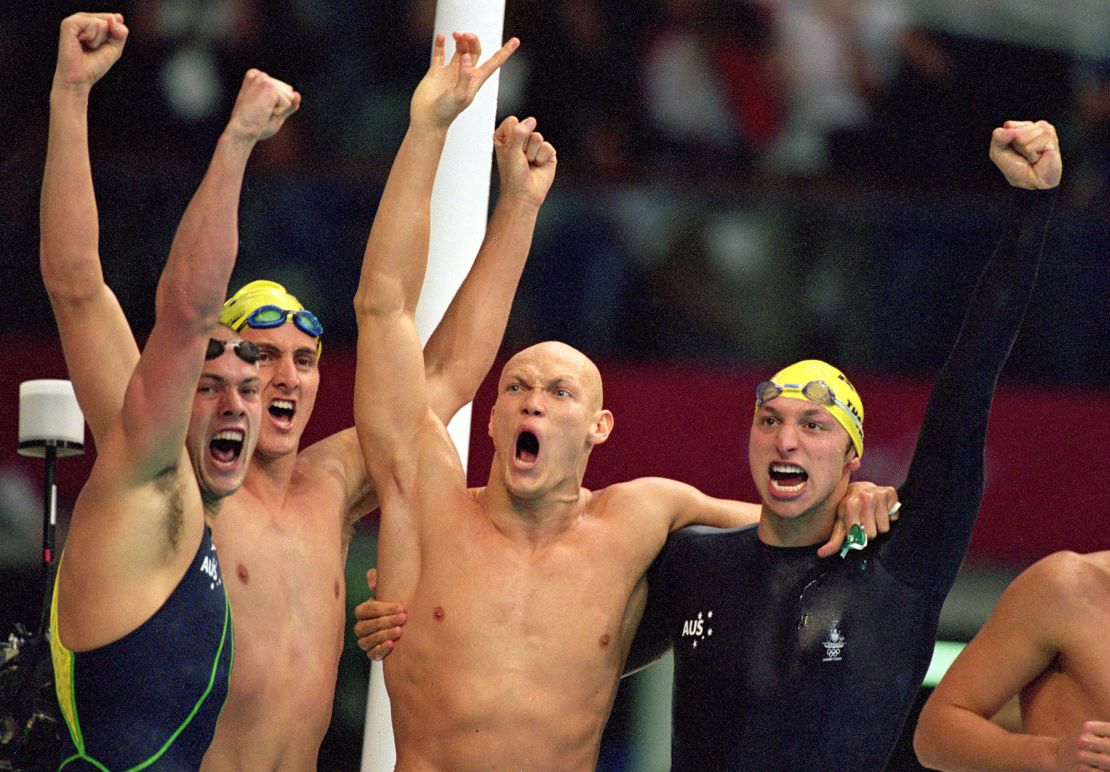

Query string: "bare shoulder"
[[1013, 551, 1110, 614], [589, 477, 689, 522], [1025, 550, 1110, 587], [298, 426, 362, 476]]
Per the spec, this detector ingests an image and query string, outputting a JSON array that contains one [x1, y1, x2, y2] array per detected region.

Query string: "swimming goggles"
[[243, 305, 324, 339], [755, 379, 864, 436], [206, 338, 262, 364]]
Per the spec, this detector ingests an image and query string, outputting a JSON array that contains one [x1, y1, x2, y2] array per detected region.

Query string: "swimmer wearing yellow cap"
[[220, 279, 323, 358], [749, 358, 866, 548], [754, 359, 864, 458]]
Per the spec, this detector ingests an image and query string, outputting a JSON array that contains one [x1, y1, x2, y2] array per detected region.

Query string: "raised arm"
[[114, 71, 300, 480], [423, 115, 556, 422], [884, 120, 1061, 594], [352, 33, 516, 484], [914, 553, 1110, 771], [40, 12, 138, 442]]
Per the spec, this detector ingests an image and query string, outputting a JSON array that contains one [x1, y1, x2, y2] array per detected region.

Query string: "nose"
[[774, 421, 798, 455], [519, 389, 543, 417], [271, 353, 298, 390], [220, 387, 248, 418]]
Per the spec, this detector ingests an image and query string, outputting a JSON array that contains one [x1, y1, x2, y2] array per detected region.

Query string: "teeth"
[[771, 463, 804, 474], [771, 480, 805, 493], [213, 430, 244, 442], [271, 399, 294, 411]]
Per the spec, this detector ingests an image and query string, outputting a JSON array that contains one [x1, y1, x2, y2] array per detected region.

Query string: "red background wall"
[[5, 337, 1106, 565]]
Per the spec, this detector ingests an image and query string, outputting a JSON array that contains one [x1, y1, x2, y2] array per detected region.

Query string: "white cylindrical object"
[[18, 380, 85, 458], [361, 3, 506, 770]]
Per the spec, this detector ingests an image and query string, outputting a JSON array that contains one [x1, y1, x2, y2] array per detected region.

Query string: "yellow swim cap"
[[220, 280, 323, 357], [755, 359, 864, 458]]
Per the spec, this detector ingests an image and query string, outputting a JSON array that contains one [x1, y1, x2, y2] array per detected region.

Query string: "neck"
[[483, 469, 587, 545], [244, 449, 298, 501], [756, 501, 837, 548], [202, 495, 222, 524]]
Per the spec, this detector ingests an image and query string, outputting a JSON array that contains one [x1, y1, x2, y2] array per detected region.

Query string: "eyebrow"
[[759, 405, 830, 420]]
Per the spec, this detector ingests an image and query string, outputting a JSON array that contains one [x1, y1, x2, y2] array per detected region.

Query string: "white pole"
[[360, 2, 506, 769]]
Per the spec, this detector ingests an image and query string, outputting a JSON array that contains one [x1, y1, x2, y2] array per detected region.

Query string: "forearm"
[[355, 123, 448, 319], [935, 187, 1056, 397], [41, 82, 140, 441], [892, 188, 1056, 586], [40, 83, 103, 302], [425, 196, 540, 420], [156, 131, 255, 328], [915, 706, 1057, 771]]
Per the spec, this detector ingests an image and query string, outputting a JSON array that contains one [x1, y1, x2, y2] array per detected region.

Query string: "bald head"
[[502, 341, 604, 410]]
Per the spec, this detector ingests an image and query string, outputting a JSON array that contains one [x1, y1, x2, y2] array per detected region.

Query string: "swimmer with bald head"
[[353, 111, 896, 767]]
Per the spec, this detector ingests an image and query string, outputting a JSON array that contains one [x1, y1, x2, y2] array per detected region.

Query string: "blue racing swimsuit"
[[629, 188, 1057, 771], [50, 525, 233, 771]]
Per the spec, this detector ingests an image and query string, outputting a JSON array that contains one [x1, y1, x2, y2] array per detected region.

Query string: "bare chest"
[[412, 524, 647, 671], [214, 488, 348, 679]]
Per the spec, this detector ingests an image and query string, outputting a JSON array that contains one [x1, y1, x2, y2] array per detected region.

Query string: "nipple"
[[237, 564, 249, 584], [334, 580, 341, 599], [599, 633, 611, 647], [434, 606, 445, 620]]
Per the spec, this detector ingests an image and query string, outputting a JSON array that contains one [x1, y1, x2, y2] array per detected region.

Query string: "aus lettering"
[[681, 619, 704, 637], [200, 555, 222, 586]]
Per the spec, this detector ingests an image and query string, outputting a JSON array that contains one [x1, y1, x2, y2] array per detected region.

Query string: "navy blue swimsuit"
[[629, 188, 1057, 771], [51, 525, 233, 770]]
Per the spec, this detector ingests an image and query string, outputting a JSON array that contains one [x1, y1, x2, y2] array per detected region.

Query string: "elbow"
[[912, 712, 943, 770], [40, 253, 99, 305], [354, 274, 407, 322], [153, 278, 218, 332]]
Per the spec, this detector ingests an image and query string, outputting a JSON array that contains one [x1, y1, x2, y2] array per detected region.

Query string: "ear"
[[588, 409, 614, 447], [488, 404, 495, 439], [846, 455, 861, 475]]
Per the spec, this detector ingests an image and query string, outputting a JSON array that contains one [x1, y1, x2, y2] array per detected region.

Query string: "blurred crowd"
[[4, 0, 1109, 385]]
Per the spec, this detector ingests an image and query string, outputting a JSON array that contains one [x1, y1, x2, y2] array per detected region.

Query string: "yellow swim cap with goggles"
[[754, 359, 864, 458], [220, 280, 324, 358]]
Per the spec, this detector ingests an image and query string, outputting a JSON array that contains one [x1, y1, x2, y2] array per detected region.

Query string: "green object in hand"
[[839, 523, 868, 558]]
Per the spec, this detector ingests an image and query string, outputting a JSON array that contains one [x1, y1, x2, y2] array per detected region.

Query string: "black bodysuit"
[[630, 188, 1057, 771]]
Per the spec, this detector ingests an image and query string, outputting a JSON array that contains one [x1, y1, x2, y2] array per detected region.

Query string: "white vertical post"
[[360, 2, 506, 769]]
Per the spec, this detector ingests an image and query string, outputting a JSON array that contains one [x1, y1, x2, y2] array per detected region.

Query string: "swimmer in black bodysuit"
[[628, 119, 1062, 771]]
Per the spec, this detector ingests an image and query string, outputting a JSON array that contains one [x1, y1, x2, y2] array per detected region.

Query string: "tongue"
[[211, 445, 235, 463], [518, 449, 537, 464]]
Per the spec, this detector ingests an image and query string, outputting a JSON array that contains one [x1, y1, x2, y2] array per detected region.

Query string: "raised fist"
[[225, 69, 301, 143], [989, 120, 1062, 190], [54, 12, 128, 90]]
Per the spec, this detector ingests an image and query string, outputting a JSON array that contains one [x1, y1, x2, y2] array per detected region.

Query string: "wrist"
[[405, 118, 451, 140], [494, 193, 542, 220], [213, 130, 257, 167], [50, 78, 93, 104], [218, 124, 260, 150]]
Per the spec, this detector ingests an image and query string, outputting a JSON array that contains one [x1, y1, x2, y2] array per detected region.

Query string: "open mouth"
[[515, 431, 540, 468], [268, 398, 295, 429], [769, 462, 808, 495], [210, 429, 246, 467]]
